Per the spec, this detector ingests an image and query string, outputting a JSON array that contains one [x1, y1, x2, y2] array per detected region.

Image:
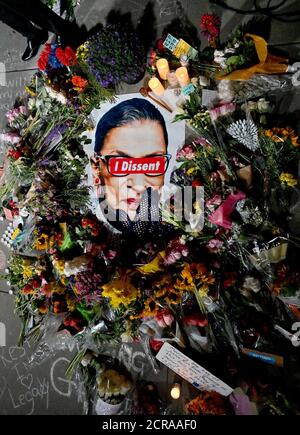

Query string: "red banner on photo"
[[108, 156, 166, 176]]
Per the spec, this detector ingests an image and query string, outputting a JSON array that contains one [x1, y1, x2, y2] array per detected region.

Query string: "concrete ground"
[[0, 0, 300, 415]]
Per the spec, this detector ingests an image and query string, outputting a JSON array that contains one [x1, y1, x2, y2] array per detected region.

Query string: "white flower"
[[225, 47, 236, 54], [218, 80, 235, 102], [214, 50, 225, 58], [257, 98, 270, 113], [242, 276, 261, 293], [45, 85, 67, 105], [81, 353, 93, 367], [199, 75, 209, 87], [214, 57, 227, 68], [191, 77, 198, 87]]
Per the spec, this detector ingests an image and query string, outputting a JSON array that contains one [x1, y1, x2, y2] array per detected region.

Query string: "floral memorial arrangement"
[[0, 12, 300, 415]]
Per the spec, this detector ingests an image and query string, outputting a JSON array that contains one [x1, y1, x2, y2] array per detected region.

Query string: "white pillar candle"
[[176, 67, 190, 87], [156, 58, 170, 80], [148, 77, 165, 96]]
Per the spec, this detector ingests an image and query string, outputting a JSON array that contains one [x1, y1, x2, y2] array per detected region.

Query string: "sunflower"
[[33, 233, 49, 251]]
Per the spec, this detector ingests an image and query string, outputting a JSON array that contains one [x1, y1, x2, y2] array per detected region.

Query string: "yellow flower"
[[33, 233, 49, 251], [187, 167, 197, 176], [22, 259, 33, 279], [66, 294, 76, 312], [264, 127, 299, 147], [280, 172, 298, 187], [25, 86, 37, 96], [102, 274, 139, 309], [11, 228, 21, 241], [140, 298, 160, 317], [52, 258, 65, 275], [136, 251, 166, 275], [165, 291, 183, 305]]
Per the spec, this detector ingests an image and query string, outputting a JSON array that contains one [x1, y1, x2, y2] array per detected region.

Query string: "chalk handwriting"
[[50, 357, 77, 398]]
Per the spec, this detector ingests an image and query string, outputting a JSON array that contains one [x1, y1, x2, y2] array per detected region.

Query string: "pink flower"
[[206, 195, 222, 209], [0, 132, 21, 144], [156, 309, 175, 328], [176, 144, 196, 161], [164, 237, 189, 266], [106, 250, 117, 260], [194, 137, 211, 148], [210, 103, 236, 121], [6, 106, 27, 124], [207, 238, 224, 253], [208, 191, 246, 229]]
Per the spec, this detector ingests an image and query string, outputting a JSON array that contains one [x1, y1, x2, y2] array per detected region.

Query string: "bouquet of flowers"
[[78, 24, 146, 89]]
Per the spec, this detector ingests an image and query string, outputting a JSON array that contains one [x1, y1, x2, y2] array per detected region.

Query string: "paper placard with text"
[[156, 343, 233, 396], [163, 34, 198, 60]]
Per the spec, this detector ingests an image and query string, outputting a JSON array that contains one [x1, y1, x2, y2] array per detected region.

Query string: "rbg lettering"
[[0, 322, 6, 347]]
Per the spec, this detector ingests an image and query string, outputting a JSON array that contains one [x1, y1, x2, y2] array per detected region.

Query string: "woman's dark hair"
[[94, 98, 168, 153]]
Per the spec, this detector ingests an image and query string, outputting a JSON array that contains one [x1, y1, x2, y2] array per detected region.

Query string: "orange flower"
[[72, 75, 88, 89], [38, 302, 48, 314]]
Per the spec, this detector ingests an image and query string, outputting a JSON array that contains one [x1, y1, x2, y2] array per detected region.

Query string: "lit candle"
[[156, 58, 170, 80], [176, 67, 190, 87], [170, 383, 181, 400], [148, 77, 165, 96]]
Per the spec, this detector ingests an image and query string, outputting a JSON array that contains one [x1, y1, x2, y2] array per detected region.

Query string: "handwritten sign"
[[156, 343, 233, 396]]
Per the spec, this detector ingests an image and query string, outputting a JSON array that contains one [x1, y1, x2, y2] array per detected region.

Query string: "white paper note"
[[156, 342, 233, 396]]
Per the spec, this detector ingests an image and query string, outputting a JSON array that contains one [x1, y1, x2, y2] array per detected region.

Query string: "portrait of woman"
[[87, 96, 185, 238]]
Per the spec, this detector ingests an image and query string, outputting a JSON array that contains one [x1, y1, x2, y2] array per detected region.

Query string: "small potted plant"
[[80, 24, 146, 88]]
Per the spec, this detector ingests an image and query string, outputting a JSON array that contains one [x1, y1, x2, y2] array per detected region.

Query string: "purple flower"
[[44, 124, 68, 146]]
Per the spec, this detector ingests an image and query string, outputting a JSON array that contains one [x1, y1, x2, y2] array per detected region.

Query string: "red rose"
[[31, 279, 41, 289], [149, 339, 164, 352], [8, 149, 21, 160], [156, 38, 166, 52], [183, 313, 208, 327], [23, 285, 34, 295], [56, 46, 77, 66], [223, 272, 238, 289], [81, 218, 89, 228], [37, 43, 51, 71], [192, 179, 202, 187]]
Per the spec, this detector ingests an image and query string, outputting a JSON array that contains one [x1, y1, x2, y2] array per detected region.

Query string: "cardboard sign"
[[163, 34, 198, 60], [156, 343, 233, 396], [182, 83, 195, 97]]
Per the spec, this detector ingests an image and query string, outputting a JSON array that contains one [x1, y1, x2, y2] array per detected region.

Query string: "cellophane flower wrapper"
[[79, 353, 134, 415]]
